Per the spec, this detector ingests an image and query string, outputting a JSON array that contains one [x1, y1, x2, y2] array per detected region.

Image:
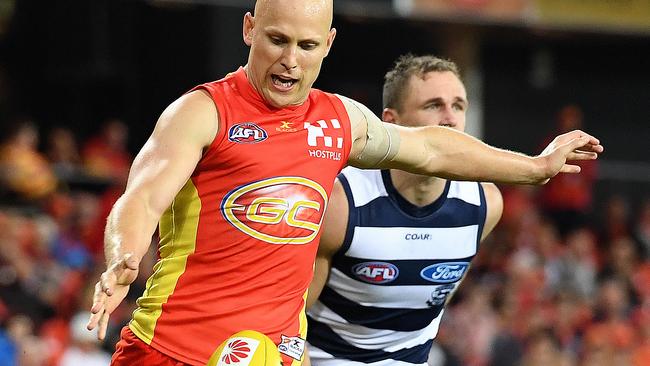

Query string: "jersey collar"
[[233, 66, 311, 115]]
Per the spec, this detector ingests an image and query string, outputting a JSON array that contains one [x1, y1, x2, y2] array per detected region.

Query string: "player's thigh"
[[111, 326, 189, 366]]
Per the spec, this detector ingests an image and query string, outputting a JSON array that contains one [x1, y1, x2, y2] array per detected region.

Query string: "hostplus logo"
[[304, 119, 343, 161]]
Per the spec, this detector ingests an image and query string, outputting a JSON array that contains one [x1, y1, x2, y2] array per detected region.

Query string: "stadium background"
[[0, 0, 649, 365]]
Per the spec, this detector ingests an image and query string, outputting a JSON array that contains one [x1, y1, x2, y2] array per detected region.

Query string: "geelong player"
[[306, 54, 501, 365]]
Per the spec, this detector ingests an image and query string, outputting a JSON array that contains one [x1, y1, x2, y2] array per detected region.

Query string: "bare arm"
[[306, 178, 348, 309], [304, 179, 348, 365], [303, 350, 312, 366], [480, 183, 503, 241], [339, 96, 603, 185], [87, 90, 218, 339]]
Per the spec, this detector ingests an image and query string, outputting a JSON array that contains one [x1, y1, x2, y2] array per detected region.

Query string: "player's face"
[[243, 0, 336, 108], [392, 71, 467, 131]]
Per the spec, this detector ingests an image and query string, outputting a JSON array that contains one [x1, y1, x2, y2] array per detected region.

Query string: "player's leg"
[[111, 326, 191, 366]]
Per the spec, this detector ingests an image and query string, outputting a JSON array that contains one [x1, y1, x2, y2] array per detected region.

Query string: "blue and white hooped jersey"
[[307, 167, 487, 366]]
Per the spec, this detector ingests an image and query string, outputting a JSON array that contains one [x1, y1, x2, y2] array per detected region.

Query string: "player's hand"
[[535, 129, 603, 184], [87, 253, 140, 340]]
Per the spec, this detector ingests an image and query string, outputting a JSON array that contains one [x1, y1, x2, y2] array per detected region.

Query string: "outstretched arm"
[[340, 96, 603, 185], [87, 90, 218, 340]]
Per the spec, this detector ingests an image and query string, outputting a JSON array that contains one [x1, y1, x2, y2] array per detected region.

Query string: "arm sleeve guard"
[[339, 95, 401, 168]]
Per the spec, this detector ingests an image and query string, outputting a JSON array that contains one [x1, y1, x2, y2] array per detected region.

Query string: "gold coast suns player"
[[87, 0, 602, 365]]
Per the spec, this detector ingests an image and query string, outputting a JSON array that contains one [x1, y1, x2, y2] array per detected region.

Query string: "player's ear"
[[324, 28, 337, 57], [243, 12, 254, 46], [382, 108, 398, 123]]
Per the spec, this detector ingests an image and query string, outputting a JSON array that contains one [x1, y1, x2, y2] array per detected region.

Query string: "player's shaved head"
[[244, 0, 337, 108], [254, 0, 333, 30]]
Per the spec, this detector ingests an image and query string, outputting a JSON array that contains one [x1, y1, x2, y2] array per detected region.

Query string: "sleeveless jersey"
[[307, 167, 486, 366], [129, 67, 352, 366]]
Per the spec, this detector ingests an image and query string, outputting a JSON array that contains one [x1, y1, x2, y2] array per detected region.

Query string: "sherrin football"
[[206, 330, 283, 366]]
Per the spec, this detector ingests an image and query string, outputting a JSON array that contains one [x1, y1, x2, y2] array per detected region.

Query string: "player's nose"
[[280, 45, 298, 71]]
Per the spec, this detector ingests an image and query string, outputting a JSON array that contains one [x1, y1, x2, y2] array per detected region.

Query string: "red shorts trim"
[[111, 326, 191, 366]]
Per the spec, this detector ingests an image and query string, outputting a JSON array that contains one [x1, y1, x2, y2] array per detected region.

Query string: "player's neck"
[[388, 169, 447, 207]]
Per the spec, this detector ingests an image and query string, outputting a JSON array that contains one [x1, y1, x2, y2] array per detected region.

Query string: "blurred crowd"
[[0, 117, 156, 366], [0, 113, 648, 366], [432, 185, 650, 366]]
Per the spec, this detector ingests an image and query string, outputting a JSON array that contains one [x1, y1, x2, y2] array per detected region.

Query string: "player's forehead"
[[406, 71, 466, 101], [255, 0, 332, 35]]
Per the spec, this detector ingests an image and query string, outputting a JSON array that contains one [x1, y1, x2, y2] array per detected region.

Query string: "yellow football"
[[206, 330, 283, 366]]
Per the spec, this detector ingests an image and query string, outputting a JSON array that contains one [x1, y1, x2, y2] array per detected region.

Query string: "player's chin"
[[268, 91, 304, 108]]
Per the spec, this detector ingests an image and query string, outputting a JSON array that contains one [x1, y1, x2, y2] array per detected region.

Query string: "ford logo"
[[420, 262, 469, 283]]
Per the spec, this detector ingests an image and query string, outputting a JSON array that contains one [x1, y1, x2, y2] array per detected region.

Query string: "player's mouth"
[[271, 74, 298, 92]]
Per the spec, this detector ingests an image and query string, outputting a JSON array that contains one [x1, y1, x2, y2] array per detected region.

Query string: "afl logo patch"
[[352, 262, 399, 284], [420, 262, 469, 283], [221, 177, 328, 245], [228, 122, 268, 143]]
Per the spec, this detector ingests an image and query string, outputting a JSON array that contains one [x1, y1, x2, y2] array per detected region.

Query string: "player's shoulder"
[[332, 94, 368, 116], [165, 90, 217, 122], [339, 167, 387, 208], [479, 182, 503, 238], [154, 89, 218, 148], [480, 182, 503, 207], [480, 182, 502, 200], [340, 166, 382, 185], [447, 180, 484, 206]]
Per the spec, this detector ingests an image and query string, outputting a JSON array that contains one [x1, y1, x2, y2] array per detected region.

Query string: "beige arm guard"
[[338, 95, 401, 168]]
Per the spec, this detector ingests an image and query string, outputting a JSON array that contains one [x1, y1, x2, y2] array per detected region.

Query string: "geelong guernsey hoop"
[[307, 167, 486, 365]]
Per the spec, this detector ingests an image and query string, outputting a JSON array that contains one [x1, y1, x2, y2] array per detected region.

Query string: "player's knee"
[[207, 330, 283, 366]]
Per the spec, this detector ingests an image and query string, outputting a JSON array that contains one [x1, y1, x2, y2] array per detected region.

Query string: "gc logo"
[[221, 177, 328, 244]]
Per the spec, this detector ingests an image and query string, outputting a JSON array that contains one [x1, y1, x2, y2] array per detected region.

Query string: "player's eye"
[[270, 36, 285, 45], [299, 42, 318, 50]]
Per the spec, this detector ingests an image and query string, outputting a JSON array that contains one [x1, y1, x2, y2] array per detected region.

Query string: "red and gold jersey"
[[129, 67, 352, 366]]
